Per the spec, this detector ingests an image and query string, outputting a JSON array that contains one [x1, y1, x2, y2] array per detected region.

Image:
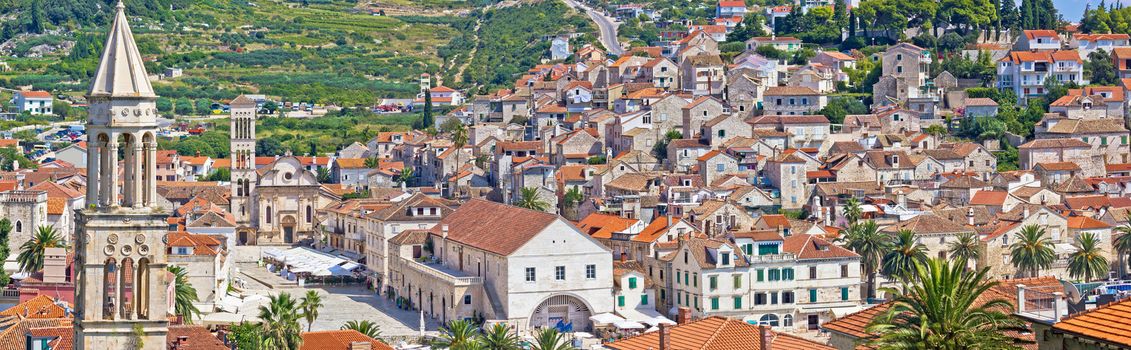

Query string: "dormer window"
[[721, 252, 731, 265]]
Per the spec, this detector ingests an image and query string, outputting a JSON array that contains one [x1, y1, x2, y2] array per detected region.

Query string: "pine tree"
[[422, 90, 434, 129]]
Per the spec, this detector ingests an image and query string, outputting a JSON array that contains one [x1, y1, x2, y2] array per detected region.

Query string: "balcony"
[[747, 253, 796, 263], [403, 257, 483, 286]]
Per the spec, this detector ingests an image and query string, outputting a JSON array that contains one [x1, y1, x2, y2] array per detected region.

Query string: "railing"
[[746, 253, 796, 263], [0, 191, 46, 203], [402, 257, 483, 285]]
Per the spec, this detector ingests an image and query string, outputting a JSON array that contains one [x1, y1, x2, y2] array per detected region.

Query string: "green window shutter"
[[684, 273, 689, 286], [1123, 136, 1128, 145], [758, 244, 778, 255], [677, 292, 682, 305], [711, 297, 719, 310], [841, 287, 849, 301], [1103, 137, 1109, 146], [809, 289, 817, 303], [694, 297, 699, 309], [629, 277, 637, 289], [709, 276, 717, 290], [733, 296, 742, 309], [769, 269, 780, 281], [744, 244, 752, 255], [733, 274, 741, 288], [784, 268, 794, 281], [618, 296, 625, 307], [693, 273, 698, 287], [641, 295, 649, 305], [757, 269, 764, 282]]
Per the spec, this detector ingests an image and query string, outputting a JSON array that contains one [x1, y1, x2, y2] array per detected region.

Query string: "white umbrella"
[[644, 326, 659, 333], [650, 316, 676, 326], [589, 312, 625, 325], [614, 320, 645, 330]]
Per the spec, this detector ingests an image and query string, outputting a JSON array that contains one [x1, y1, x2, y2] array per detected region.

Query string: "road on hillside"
[[562, 0, 624, 55]]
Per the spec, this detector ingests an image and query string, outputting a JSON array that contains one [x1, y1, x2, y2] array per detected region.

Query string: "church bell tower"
[[229, 95, 257, 243], [74, 2, 170, 349]]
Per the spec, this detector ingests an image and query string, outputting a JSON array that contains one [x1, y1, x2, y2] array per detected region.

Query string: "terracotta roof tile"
[[299, 329, 392, 350], [606, 316, 833, 350], [433, 199, 559, 256], [1052, 297, 1131, 347], [166, 325, 229, 350], [577, 213, 638, 239]]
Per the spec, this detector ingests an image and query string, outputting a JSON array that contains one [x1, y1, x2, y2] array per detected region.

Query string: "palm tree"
[[396, 167, 415, 186], [1010, 225, 1056, 278], [259, 292, 304, 350], [341, 320, 382, 340], [947, 231, 982, 270], [301, 290, 324, 332], [17, 226, 64, 273], [168, 265, 201, 324], [516, 187, 549, 212], [433, 319, 479, 349], [842, 220, 890, 300], [881, 229, 928, 281], [478, 323, 520, 350], [842, 197, 863, 225], [1068, 232, 1109, 282], [1114, 225, 1131, 278], [530, 328, 571, 350], [364, 157, 380, 168], [866, 258, 1026, 349]]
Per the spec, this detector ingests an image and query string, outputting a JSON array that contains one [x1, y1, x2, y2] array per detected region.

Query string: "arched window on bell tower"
[[103, 258, 118, 320], [137, 258, 150, 319]]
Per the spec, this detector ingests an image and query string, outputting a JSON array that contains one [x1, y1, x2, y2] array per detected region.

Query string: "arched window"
[[759, 314, 780, 327], [783, 314, 794, 328], [103, 258, 117, 320], [14, 221, 20, 233], [236, 179, 243, 196], [137, 258, 150, 319], [120, 258, 134, 319], [266, 206, 272, 224], [306, 205, 312, 223]]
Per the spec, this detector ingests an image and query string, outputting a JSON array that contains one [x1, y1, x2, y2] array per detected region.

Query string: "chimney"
[[620, 251, 628, 262], [759, 325, 773, 350], [891, 154, 899, 168], [1023, 206, 1030, 219], [1015, 284, 1027, 313], [172, 336, 189, 349], [966, 207, 975, 226], [677, 307, 691, 324], [1053, 292, 1067, 322], [666, 214, 673, 227], [442, 224, 449, 239], [349, 341, 373, 350], [658, 323, 671, 350]]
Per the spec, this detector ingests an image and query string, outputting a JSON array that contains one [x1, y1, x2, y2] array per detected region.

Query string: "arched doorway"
[[282, 216, 297, 243], [529, 294, 593, 331]]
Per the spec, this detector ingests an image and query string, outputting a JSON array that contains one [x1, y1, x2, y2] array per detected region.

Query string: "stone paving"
[[223, 246, 443, 336]]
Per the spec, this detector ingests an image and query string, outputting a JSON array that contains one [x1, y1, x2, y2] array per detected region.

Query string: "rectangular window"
[[755, 293, 766, 305], [641, 295, 649, 305], [555, 266, 565, 281], [809, 289, 817, 303], [464, 295, 472, 304], [768, 269, 780, 281], [586, 264, 596, 279], [841, 287, 850, 301], [711, 297, 719, 310], [771, 292, 778, 304], [809, 266, 817, 279], [841, 265, 849, 278], [676, 270, 682, 285], [734, 296, 742, 309], [525, 267, 536, 282], [677, 292, 682, 305], [693, 273, 698, 287], [709, 276, 717, 290], [782, 291, 794, 304], [721, 253, 730, 265], [733, 274, 741, 289], [629, 277, 638, 289], [618, 296, 625, 307], [716, 164, 724, 172], [684, 272, 689, 286], [783, 268, 794, 281], [756, 269, 764, 282]]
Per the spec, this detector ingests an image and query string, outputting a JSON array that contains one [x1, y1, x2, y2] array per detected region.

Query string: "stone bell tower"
[[229, 95, 257, 244], [74, 1, 170, 349]]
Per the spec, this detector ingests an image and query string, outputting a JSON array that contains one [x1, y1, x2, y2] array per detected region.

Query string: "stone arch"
[[13, 221, 20, 233], [120, 257, 134, 319], [758, 314, 780, 327], [528, 293, 595, 331], [306, 205, 312, 223], [118, 133, 137, 206], [137, 258, 150, 319], [97, 133, 113, 206], [103, 257, 117, 320], [265, 205, 272, 224], [141, 132, 155, 205]]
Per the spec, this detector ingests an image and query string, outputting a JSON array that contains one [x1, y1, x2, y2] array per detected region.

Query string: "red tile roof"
[[783, 233, 859, 259], [577, 212, 638, 239], [606, 316, 834, 350], [17, 91, 52, 98], [299, 330, 392, 350], [970, 190, 1008, 206], [1052, 297, 1131, 347], [433, 199, 560, 256]]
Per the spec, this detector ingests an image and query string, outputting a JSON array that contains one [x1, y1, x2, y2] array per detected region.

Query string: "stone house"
[[1018, 138, 1106, 178], [681, 96, 725, 139], [697, 150, 739, 186], [762, 86, 826, 116]]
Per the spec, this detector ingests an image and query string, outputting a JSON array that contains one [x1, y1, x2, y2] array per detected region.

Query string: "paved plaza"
[[221, 246, 443, 336]]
